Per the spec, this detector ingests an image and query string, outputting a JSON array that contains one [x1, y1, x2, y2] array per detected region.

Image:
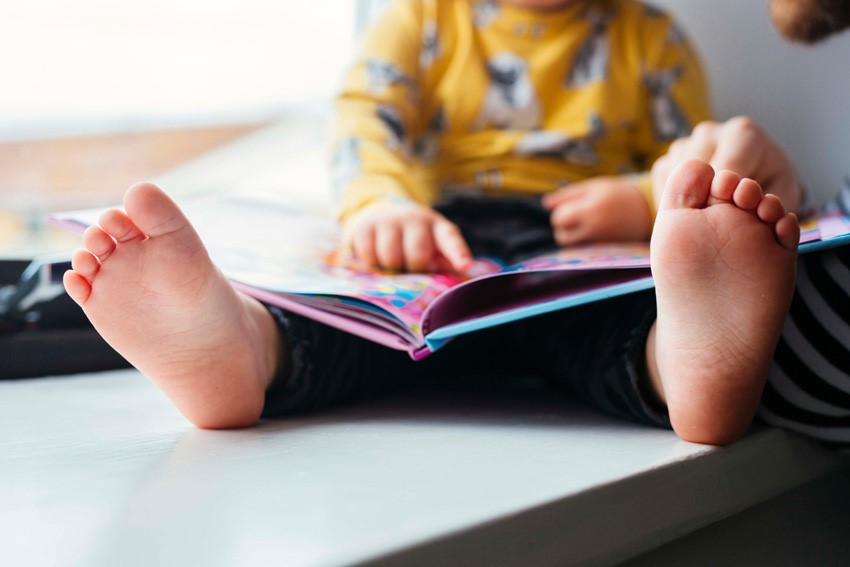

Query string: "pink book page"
[[288, 252, 500, 336], [500, 243, 651, 272]]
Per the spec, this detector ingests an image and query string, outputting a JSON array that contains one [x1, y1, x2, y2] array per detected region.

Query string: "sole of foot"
[[649, 160, 799, 445], [63, 183, 283, 429]]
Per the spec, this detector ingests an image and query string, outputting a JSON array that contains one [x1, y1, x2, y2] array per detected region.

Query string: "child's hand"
[[542, 177, 653, 245], [344, 202, 473, 273]]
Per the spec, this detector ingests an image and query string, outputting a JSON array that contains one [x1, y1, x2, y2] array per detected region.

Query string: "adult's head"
[[770, 0, 850, 44]]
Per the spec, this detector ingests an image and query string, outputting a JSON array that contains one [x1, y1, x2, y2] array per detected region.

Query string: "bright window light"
[[0, 0, 358, 140]]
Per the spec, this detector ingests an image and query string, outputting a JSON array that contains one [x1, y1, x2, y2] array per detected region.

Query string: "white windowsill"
[[2, 368, 847, 567]]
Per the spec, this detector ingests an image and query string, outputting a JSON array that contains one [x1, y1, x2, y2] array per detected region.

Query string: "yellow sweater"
[[332, 0, 711, 221]]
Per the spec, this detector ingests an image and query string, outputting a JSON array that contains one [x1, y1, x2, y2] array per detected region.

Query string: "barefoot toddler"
[[63, 0, 803, 447]]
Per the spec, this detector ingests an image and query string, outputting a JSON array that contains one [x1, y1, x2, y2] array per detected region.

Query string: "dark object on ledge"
[[0, 257, 129, 379]]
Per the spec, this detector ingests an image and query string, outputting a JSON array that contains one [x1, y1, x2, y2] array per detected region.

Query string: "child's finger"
[[551, 201, 589, 245], [403, 222, 436, 273], [675, 122, 719, 163], [351, 225, 378, 268], [709, 117, 764, 179], [376, 224, 404, 270], [542, 185, 583, 209], [549, 200, 583, 232], [428, 255, 457, 273], [554, 224, 587, 246], [433, 219, 472, 272]]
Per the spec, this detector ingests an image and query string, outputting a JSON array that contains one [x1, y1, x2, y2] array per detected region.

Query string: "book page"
[[165, 195, 504, 336]]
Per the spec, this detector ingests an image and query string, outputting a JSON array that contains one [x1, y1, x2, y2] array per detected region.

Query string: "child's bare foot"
[[647, 160, 799, 445], [63, 183, 284, 429]]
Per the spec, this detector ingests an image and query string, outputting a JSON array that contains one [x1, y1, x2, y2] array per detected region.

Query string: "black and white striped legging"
[[759, 195, 850, 449]]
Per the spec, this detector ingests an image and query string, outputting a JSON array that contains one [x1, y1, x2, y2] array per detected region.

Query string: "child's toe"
[[63, 270, 93, 305], [83, 225, 117, 262], [732, 178, 764, 211], [757, 194, 787, 224], [98, 209, 145, 243], [122, 183, 191, 238], [775, 213, 800, 251], [709, 170, 741, 203], [71, 248, 101, 281], [659, 160, 715, 211]]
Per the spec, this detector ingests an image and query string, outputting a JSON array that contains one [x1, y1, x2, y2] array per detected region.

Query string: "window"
[[0, 0, 357, 139], [0, 0, 359, 258]]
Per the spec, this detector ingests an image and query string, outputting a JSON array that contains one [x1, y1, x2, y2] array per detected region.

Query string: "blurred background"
[[2, 0, 849, 259], [0, 0, 367, 257], [654, 0, 850, 212]]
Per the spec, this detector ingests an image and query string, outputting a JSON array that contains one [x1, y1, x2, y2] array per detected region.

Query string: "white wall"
[[652, 0, 850, 205]]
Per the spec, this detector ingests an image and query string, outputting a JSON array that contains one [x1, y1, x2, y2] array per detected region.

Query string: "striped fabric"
[[759, 183, 850, 450]]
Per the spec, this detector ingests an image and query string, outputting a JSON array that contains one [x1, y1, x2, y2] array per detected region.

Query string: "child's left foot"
[[649, 160, 799, 444]]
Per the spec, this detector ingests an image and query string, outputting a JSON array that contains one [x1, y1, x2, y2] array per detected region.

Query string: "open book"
[[51, 193, 850, 360]]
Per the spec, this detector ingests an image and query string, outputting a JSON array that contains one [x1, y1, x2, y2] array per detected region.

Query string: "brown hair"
[[770, 0, 850, 44]]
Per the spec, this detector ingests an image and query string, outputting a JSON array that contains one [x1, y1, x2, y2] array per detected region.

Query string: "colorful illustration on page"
[[501, 243, 651, 273], [799, 214, 850, 242], [316, 251, 503, 329]]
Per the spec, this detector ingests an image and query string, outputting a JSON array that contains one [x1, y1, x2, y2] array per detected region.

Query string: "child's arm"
[[544, 10, 712, 246], [331, 1, 471, 271], [633, 10, 713, 168]]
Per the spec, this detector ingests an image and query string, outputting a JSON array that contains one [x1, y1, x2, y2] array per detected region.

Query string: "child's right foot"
[[63, 183, 285, 429], [648, 160, 800, 445]]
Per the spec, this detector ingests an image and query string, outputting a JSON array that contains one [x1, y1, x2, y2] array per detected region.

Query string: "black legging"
[[262, 191, 850, 451], [263, 194, 665, 428]]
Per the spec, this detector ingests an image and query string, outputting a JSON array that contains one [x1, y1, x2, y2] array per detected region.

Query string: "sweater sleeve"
[[632, 10, 712, 170], [596, 9, 712, 220], [331, 0, 434, 222]]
